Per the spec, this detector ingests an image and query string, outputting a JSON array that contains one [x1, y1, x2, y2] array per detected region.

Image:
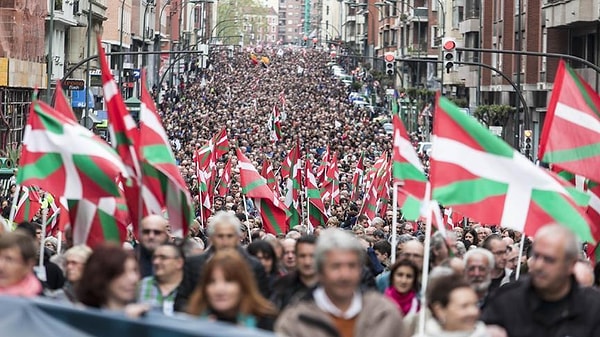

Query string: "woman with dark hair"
[[187, 249, 277, 330], [385, 259, 421, 316], [247, 240, 281, 289], [415, 273, 493, 337], [76, 243, 140, 311], [462, 228, 479, 250]]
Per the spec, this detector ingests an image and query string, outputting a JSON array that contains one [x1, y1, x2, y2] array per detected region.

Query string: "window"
[[430, 25, 438, 47]]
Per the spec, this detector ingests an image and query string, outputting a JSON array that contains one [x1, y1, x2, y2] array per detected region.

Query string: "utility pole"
[[515, 0, 522, 149], [47, 0, 55, 102], [84, 0, 92, 126]]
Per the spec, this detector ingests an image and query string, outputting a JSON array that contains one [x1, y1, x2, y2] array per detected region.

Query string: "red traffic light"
[[443, 39, 456, 51], [383, 53, 395, 62]]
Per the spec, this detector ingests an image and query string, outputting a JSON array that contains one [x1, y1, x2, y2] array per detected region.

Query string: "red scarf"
[[0, 273, 42, 298], [384, 287, 420, 315]]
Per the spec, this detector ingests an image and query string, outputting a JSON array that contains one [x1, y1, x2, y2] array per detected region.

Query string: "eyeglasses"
[[142, 229, 165, 236]]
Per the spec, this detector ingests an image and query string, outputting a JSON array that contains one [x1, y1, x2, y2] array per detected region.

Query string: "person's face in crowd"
[[432, 287, 480, 332], [529, 234, 575, 297], [0, 246, 34, 288], [399, 241, 424, 271], [255, 251, 274, 274], [152, 245, 184, 280], [505, 247, 519, 270], [393, 265, 415, 294], [206, 266, 242, 315], [139, 216, 169, 252], [296, 242, 316, 279], [383, 226, 390, 236], [365, 227, 376, 238], [401, 223, 413, 234], [65, 254, 87, 284], [465, 254, 492, 293], [353, 227, 365, 237], [107, 257, 139, 306], [320, 249, 362, 303], [211, 223, 240, 251], [489, 239, 508, 271], [477, 228, 487, 243], [35, 227, 42, 245], [464, 231, 475, 243], [282, 239, 296, 270], [454, 227, 464, 238]]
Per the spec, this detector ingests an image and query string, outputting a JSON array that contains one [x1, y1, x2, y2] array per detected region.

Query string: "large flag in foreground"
[[539, 60, 600, 183], [139, 72, 194, 237], [18, 99, 129, 200], [430, 96, 595, 242], [237, 149, 288, 234], [392, 115, 427, 220]]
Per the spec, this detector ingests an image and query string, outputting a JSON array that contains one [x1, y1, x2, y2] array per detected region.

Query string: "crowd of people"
[[0, 46, 600, 337]]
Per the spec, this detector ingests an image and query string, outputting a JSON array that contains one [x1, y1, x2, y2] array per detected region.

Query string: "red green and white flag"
[[237, 149, 288, 234], [430, 96, 595, 242], [392, 115, 428, 220], [316, 147, 330, 184], [539, 60, 600, 184], [218, 158, 232, 197], [261, 159, 280, 198], [306, 160, 327, 229], [197, 169, 212, 225], [18, 99, 129, 200], [284, 142, 302, 228], [14, 186, 42, 223], [68, 197, 129, 248], [350, 151, 365, 201], [53, 81, 77, 121], [268, 105, 282, 143], [321, 153, 340, 204], [376, 161, 392, 217], [139, 72, 194, 237], [360, 155, 389, 222]]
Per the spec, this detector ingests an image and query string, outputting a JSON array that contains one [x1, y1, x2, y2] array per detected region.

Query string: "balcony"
[[543, 0, 599, 28], [407, 7, 428, 22], [459, 18, 479, 34]]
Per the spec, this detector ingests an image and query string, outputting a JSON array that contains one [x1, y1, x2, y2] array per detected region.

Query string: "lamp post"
[[47, 0, 55, 102], [155, 0, 172, 89], [142, 0, 156, 68], [208, 18, 242, 43], [84, 0, 92, 126]]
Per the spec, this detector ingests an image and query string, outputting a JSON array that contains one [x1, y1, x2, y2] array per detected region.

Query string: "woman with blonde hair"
[[186, 249, 277, 330]]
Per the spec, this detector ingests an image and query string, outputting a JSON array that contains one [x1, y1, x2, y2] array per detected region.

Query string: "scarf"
[[0, 273, 42, 298], [384, 287, 419, 315]]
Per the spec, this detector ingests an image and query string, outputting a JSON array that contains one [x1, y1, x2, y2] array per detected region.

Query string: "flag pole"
[[391, 182, 399, 264], [8, 184, 20, 226], [56, 230, 62, 255], [35, 194, 48, 283], [515, 231, 526, 280], [417, 201, 434, 337], [242, 195, 252, 243]]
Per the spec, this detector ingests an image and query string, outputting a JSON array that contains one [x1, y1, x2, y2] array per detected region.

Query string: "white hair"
[[464, 247, 495, 270], [314, 228, 365, 272], [207, 211, 242, 237]]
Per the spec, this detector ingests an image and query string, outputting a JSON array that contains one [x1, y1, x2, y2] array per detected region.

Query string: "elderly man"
[[137, 215, 170, 277], [482, 234, 514, 294], [0, 232, 42, 297], [464, 248, 495, 308], [482, 225, 600, 337], [175, 211, 268, 311], [281, 238, 297, 273], [276, 228, 404, 337]]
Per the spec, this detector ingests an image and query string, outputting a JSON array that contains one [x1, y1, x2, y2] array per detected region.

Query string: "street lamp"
[[208, 18, 243, 43]]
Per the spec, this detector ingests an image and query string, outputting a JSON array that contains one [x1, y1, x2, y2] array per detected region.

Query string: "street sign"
[[133, 69, 141, 79], [64, 79, 85, 91], [489, 126, 503, 137]]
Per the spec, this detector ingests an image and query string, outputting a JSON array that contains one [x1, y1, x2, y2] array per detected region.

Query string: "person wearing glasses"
[[481, 234, 514, 295], [137, 242, 185, 316], [137, 215, 170, 278]]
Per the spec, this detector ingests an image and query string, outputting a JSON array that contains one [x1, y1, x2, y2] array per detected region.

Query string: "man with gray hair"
[[482, 225, 600, 337], [464, 248, 495, 308], [276, 228, 404, 337], [174, 211, 268, 311]]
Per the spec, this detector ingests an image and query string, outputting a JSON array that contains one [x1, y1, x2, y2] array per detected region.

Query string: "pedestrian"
[[0, 232, 42, 297], [275, 228, 404, 337], [384, 259, 421, 316], [186, 249, 277, 330], [482, 225, 600, 336]]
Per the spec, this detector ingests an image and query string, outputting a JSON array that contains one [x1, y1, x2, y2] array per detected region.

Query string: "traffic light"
[[384, 52, 395, 76], [442, 37, 457, 73], [523, 129, 532, 157]]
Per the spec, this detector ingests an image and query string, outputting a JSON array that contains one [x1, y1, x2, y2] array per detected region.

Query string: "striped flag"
[[261, 159, 280, 198], [430, 96, 595, 242], [284, 142, 302, 228], [139, 71, 194, 237], [218, 158, 232, 197], [237, 149, 288, 235], [350, 152, 365, 201], [306, 160, 327, 228]]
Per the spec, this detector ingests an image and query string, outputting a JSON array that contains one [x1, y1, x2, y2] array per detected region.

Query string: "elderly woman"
[[59, 245, 92, 302]]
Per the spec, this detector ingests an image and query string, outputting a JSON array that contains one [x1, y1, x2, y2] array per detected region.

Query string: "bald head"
[[140, 215, 169, 252], [534, 225, 579, 262], [400, 240, 425, 271]]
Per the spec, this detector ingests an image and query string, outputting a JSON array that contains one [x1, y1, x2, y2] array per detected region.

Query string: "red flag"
[[53, 81, 77, 121], [218, 159, 232, 197]]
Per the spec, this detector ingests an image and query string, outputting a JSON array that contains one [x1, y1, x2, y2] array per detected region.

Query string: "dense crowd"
[[0, 47, 600, 337]]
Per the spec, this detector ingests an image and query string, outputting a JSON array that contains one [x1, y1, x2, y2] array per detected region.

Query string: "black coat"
[[270, 271, 315, 312], [174, 246, 269, 312], [481, 276, 600, 337]]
